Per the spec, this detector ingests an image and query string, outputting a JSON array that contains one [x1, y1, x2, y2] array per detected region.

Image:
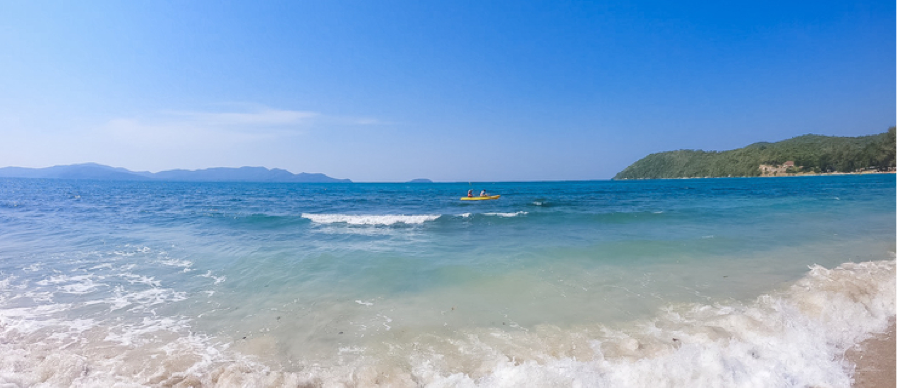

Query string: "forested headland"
[[614, 127, 896, 180]]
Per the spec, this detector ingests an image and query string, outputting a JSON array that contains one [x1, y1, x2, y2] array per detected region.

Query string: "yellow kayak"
[[460, 195, 501, 201]]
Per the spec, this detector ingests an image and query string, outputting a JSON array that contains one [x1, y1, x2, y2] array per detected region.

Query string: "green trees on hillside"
[[613, 128, 896, 180]]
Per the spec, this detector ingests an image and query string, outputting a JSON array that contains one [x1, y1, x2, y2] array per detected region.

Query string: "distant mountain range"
[[0, 163, 351, 183]]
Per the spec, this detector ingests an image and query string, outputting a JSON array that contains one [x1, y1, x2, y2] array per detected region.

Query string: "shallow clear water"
[[0, 175, 894, 387]]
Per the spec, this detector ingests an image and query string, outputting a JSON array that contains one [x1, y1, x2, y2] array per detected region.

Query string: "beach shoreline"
[[849, 319, 896, 388]]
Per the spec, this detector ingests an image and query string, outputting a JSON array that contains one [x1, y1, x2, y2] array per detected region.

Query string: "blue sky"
[[1, 1, 894, 182]]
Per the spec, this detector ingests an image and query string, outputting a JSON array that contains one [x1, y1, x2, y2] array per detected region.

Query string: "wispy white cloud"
[[102, 106, 384, 141], [163, 108, 320, 127], [98, 107, 323, 149]]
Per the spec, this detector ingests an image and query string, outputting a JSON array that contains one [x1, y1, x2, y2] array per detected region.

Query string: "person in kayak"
[[467, 189, 474, 197], [480, 190, 487, 197]]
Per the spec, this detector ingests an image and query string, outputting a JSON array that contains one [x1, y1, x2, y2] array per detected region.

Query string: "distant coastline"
[[614, 128, 896, 180], [616, 170, 896, 180], [0, 163, 352, 183]]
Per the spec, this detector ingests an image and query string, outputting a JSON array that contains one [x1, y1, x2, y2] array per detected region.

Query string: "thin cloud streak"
[[98, 106, 380, 149], [164, 108, 320, 127]]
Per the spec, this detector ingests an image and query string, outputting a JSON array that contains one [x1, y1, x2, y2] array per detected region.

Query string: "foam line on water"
[[301, 213, 441, 225], [483, 211, 528, 217]]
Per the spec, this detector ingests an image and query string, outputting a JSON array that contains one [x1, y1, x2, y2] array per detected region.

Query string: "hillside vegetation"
[[614, 127, 896, 180]]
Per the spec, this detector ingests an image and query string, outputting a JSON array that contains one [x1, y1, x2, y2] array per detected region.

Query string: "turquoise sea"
[[0, 175, 894, 387]]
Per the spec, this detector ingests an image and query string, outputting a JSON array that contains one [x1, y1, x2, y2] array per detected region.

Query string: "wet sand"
[[848, 319, 896, 388]]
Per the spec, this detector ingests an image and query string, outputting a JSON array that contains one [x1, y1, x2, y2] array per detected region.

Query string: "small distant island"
[[407, 179, 433, 183], [0, 163, 351, 183], [614, 127, 896, 180]]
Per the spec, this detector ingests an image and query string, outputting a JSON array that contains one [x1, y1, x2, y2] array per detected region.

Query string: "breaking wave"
[[301, 213, 442, 225], [0, 258, 892, 387]]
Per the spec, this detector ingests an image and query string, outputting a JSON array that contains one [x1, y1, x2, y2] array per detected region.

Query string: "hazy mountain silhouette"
[[0, 163, 351, 183]]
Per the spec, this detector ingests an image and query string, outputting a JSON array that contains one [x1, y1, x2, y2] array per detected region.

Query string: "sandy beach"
[[849, 319, 896, 388]]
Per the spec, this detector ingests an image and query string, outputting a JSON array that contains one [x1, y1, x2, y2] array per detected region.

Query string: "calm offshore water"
[[0, 176, 894, 387]]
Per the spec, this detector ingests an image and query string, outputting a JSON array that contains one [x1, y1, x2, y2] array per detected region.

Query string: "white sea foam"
[[0, 303, 84, 336], [379, 314, 393, 331], [59, 281, 100, 295], [104, 285, 188, 312], [118, 272, 162, 287], [0, 259, 891, 387], [199, 271, 227, 284], [412, 259, 896, 387], [103, 316, 192, 347], [302, 213, 441, 225], [0, 274, 21, 291], [459, 211, 531, 218], [23, 291, 54, 303], [483, 211, 528, 217], [158, 258, 194, 271], [36, 274, 103, 295]]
